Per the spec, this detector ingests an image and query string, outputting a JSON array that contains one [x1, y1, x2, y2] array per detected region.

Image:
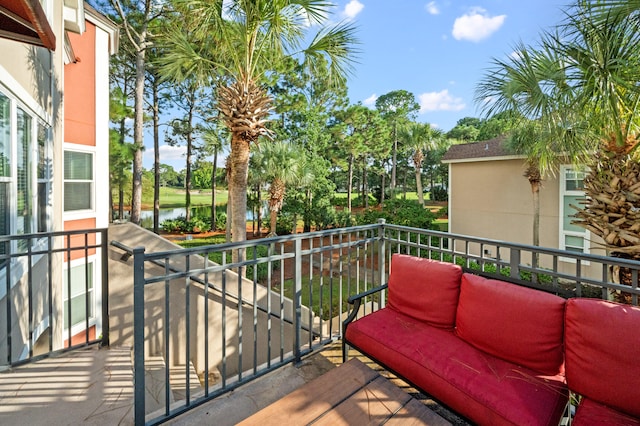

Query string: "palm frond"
[[303, 22, 360, 87]]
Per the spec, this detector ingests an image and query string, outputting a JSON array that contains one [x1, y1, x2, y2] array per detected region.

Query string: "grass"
[[143, 187, 229, 208], [275, 276, 382, 321]]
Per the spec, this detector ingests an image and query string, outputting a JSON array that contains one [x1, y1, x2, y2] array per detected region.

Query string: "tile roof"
[[442, 136, 517, 162]]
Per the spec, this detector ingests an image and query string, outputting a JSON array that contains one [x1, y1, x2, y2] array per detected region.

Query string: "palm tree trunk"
[[211, 148, 217, 231], [416, 169, 424, 206], [269, 207, 278, 237], [229, 133, 250, 244]]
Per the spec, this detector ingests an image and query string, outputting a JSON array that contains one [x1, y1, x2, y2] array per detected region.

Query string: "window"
[[17, 109, 33, 241], [37, 124, 51, 232], [0, 88, 52, 252], [560, 166, 589, 255], [0, 94, 10, 258], [64, 150, 93, 212], [63, 262, 94, 331]]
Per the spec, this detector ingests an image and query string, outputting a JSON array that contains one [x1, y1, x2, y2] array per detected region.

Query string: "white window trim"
[[63, 144, 97, 219], [559, 165, 590, 263], [62, 256, 97, 340]]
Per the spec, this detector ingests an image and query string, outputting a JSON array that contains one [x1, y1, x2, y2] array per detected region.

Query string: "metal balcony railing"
[[121, 220, 640, 425], [0, 228, 109, 369]]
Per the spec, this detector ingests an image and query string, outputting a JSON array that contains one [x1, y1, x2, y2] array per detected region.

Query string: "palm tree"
[[556, 3, 640, 293], [161, 1, 357, 246], [476, 40, 587, 250], [400, 123, 439, 206], [254, 140, 306, 237]]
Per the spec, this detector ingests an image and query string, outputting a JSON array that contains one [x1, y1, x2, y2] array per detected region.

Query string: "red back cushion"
[[456, 273, 566, 375], [387, 254, 463, 329], [565, 298, 640, 418]]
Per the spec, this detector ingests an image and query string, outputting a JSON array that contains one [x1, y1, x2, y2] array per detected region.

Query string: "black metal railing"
[[0, 228, 109, 369], [121, 220, 640, 425]]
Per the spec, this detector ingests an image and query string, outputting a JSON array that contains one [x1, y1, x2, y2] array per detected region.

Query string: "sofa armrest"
[[342, 284, 388, 362]]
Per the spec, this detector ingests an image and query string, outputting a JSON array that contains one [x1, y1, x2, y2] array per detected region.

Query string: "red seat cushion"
[[387, 254, 462, 329], [345, 308, 568, 426], [455, 273, 566, 375], [572, 398, 640, 426], [565, 298, 640, 418]]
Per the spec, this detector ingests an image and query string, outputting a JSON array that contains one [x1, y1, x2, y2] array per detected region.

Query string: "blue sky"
[[145, 0, 569, 170], [341, 0, 569, 131]]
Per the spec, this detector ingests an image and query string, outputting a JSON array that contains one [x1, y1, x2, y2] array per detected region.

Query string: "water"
[[137, 205, 265, 228]]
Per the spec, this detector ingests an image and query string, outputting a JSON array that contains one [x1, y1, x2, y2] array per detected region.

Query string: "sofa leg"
[[342, 340, 348, 363]]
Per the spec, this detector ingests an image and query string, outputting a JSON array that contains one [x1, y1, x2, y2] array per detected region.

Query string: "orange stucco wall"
[[64, 22, 96, 147], [64, 218, 97, 261]]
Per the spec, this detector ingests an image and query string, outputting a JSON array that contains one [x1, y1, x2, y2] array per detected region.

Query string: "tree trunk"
[[118, 183, 124, 220], [130, 37, 146, 225], [391, 122, 397, 192], [211, 148, 217, 231], [532, 182, 540, 248], [363, 160, 369, 209], [153, 80, 160, 234], [416, 168, 424, 206], [380, 170, 386, 206], [402, 167, 407, 199], [347, 153, 354, 212], [109, 180, 113, 222], [304, 188, 311, 232], [118, 118, 126, 220], [185, 138, 192, 222], [252, 197, 256, 236], [229, 132, 250, 245], [269, 207, 278, 237], [225, 196, 232, 243], [256, 185, 262, 237]]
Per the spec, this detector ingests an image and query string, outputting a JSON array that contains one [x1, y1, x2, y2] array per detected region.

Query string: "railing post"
[[133, 246, 146, 426], [377, 219, 386, 308], [101, 229, 109, 347], [294, 238, 302, 364], [510, 248, 521, 280]]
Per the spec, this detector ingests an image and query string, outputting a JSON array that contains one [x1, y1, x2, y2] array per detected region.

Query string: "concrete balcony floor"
[[0, 342, 467, 425]]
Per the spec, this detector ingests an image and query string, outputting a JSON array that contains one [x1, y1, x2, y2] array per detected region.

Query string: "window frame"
[[63, 146, 96, 216], [559, 165, 590, 261], [62, 257, 96, 340]]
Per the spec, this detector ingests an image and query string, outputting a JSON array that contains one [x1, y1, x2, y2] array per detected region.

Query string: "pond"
[[137, 205, 266, 229]]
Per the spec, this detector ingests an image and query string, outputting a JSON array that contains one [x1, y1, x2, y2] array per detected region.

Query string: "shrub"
[[430, 186, 448, 201], [356, 199, 436, 229], [161, 215, 211, 234]]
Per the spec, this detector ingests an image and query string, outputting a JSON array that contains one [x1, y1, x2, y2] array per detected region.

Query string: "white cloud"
[[418, 90, 466, 113], [452, 8, 506, 42], [363, 93, 377, 106], [158, 144, 187, 162], [342, 0, 364, 21], [425, 1, 439, 15]]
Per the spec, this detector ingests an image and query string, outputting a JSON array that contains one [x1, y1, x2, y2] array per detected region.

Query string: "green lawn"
[[274, 276, 384, 321], [144, 187, 229, 208]]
